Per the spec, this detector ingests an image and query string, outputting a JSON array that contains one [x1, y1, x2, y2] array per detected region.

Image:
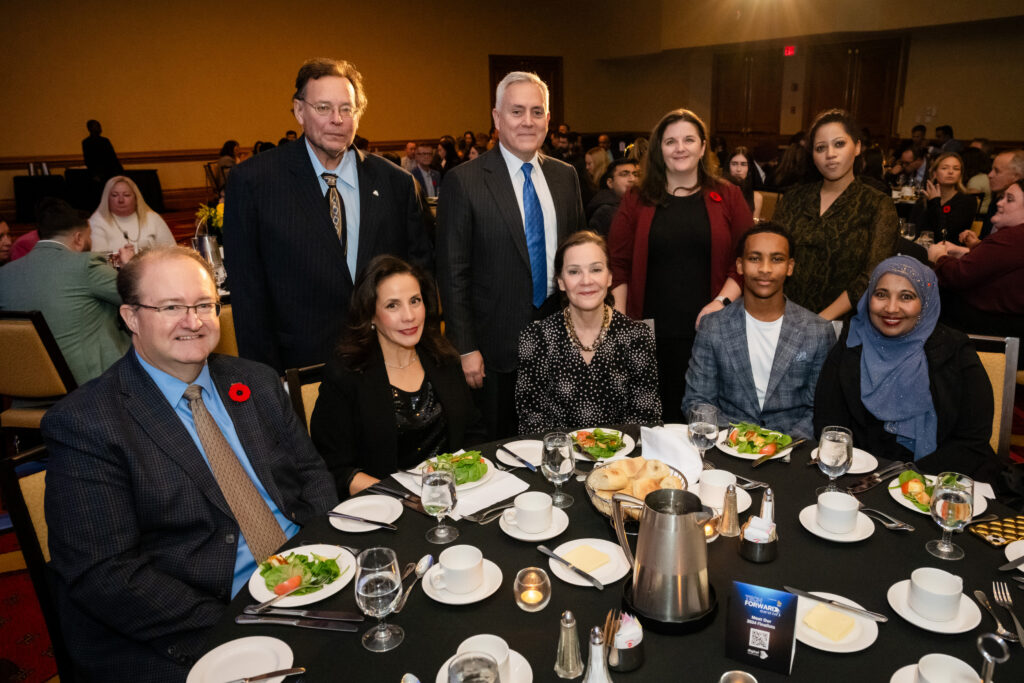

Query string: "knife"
[[538, 545, 604, 590], [784, 586, 888, 622], [327, 510, 397, 530], [366, 485, 431, 516], [999, 554, 1024, 571], [222, 666, 306, 683], [751, 439, 806, 468], [846, 462, 910, 494], [242, 606, 365, 621], [498, 444, 538, 472], [235, 613, 358, 632]]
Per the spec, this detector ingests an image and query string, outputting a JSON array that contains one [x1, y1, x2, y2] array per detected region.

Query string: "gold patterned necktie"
[[183, 384, 286, 563], [322, 172, 348, 257]]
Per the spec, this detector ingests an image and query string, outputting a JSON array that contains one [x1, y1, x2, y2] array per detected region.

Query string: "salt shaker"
[[555, 610, 584, 679], [581, 626, 613, 683], [759, 487, 775, 524], [719, 484, 741, 537], [977, 632, 1009, 683]]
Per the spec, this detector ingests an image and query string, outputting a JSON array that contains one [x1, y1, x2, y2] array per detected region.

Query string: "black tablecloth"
[[203, 429, 1023, 681]]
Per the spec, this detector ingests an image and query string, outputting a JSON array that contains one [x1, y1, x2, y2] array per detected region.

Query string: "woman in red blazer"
[[609, 109, 752, 421]]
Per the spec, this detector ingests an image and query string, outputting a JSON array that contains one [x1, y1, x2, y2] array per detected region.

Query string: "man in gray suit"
[[0, 198, 131, 384], [683, 224, 835, 439], [411, 142, 441, 198], [437, 71, 585, 438]]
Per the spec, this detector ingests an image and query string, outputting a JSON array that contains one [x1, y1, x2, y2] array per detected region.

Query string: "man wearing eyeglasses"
[[42, 245, 337, 681], [223, 58, 432, 374]]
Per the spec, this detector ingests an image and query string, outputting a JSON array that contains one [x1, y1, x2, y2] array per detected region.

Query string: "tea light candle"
[[514, 567, 551, 612], [704, 514, 721, 543]]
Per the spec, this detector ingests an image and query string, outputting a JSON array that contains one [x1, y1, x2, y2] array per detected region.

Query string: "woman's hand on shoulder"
[[695, 299, 725, 330]]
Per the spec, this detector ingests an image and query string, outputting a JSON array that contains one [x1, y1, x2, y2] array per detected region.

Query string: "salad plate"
[[811, 446, 877, 475], [328, 495, 403, 533], [246, 544, 355, 607], [716, 428, 793, 460], [415, 455, 496, 491], [798, 505, 874, 543], [1003, 539, 1024, 573], [435, 649, 533, 683], [795, 591, 879, 652], [499, 507, 569, 541], [187, 636, 292, 683], [547, 538, 630, 587], [422, 559, 503, 605], [889, 664, 917, 683], [569, 428, 636, 460], [887, 475, 988, 517], [886, 579, 981, 634], [495, 439, 543, 469]]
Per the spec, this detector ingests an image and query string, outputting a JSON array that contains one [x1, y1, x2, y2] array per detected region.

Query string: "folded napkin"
[[640, 425, 704, 488], [975, 481, 996, 501], [392, 466, 529, 521]]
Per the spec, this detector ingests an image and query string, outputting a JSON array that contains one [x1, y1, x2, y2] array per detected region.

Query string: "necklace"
[[564, 305, 611, 353], [669, 180, 700, 195], [384, 354, 419, 370]]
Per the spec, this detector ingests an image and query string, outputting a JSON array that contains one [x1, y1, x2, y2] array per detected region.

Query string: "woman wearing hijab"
[[813, 256, 995, 478]]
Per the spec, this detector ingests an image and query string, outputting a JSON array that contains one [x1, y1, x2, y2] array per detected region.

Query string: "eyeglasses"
[[133, 302, 222, 319], [301, 100, 358, 120]]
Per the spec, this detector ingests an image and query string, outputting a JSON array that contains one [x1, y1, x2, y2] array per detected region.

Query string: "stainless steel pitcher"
[[611, 488, 713, 622], [191, 235, 224, 271]]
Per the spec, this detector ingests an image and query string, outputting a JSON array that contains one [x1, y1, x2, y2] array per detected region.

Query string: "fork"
[[857, 504, 914, 532], [463, 502, 515, 524], [733, 474, 769, 490], [250, 573, 332, 612], [992, 581, 1024, 645]]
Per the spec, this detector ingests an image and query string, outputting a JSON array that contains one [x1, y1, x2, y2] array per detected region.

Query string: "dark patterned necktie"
[[183, 384, 286, 563], [322, 172, 348, 257]]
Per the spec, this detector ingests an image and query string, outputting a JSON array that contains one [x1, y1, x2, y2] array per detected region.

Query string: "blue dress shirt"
[[306, 139, 360, 279], [136, 353, 299, 597]]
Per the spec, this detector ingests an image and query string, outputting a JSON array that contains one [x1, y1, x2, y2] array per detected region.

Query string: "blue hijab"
[[846, 256, 940, 460]]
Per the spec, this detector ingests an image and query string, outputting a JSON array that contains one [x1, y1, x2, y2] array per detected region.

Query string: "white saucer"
[[187, 636, 292, 683], [547, 538, 630, 587], [886, 579, 982, 633], [798, 505, 875, 543], [887, 475, 989, 517], [499, 506, 569, 541], [329, 495, 403, 533], [435, 649, 533, 683], [811, 446, 878, 475], [422, 559, 503, 605], [246, 544, 355, 607], [1004, 539, 1024, 573], [496, 440, 543, 469], [889, 664, 916, 683], [795, 591, 879, 653], [694, 482, 752, 513], [569, 428, 636, 460]]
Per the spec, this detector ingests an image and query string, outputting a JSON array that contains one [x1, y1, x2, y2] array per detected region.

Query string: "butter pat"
[[803, 603, 855, 642], [562, 545, 610, 573]]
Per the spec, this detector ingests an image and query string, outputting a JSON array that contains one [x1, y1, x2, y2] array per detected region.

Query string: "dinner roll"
[[660, 475, 684, 490], [638, 460, 671, 480], [632, 477, 660, 501], [589, 466, 628, 491], [614, 457, 646, 477]]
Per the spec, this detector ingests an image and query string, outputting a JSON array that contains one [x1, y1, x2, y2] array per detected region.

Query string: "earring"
[[371, 323, 376, 330]]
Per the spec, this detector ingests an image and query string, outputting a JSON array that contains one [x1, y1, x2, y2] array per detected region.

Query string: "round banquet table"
[[201, 427, 1024, 682]]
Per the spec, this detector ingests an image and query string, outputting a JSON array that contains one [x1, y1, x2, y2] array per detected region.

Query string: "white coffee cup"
[[816, 491, 859, 534], [914, 653, 978, 683], [699, 470, 737, 509], [908, 567, 963, 622], [502, 491, 553, 534], [457, 634, 512, 682], [430, 545, 484, 594]]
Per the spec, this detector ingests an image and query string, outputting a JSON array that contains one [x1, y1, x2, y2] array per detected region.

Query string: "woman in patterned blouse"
[[773, 109, 898, 320], [515, 231, 661, 433]]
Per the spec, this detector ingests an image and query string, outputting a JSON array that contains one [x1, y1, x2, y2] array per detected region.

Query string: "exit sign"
[[783, 45, 796, 56]]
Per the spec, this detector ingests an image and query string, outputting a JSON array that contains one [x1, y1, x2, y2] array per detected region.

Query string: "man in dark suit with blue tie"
[[437, 71, 586, 438], [223, 58, 432, 373], [42, 246, 338, 681]]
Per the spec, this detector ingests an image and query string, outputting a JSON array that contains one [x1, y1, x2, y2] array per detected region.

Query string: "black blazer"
[[813, 324, 997, 480], [41, 351, 338, 681], [436, 147, 586, 373], [223, 138, 433, 373], [310, 344, 486, 496]]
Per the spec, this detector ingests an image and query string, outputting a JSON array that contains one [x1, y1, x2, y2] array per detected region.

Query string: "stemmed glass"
[[687, 403, 719, 468], [816, 426, 853, 494], [354, 547, 404, 652], [448, 652, 500, 682], [927, 472, 974, 561], [542, 432, 574, 508], [422, 469, 458, 544]]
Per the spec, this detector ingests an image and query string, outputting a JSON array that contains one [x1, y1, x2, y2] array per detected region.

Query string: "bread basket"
[[585, 458, 690, 520]]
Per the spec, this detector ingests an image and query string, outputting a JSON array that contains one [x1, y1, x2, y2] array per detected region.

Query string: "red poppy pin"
[[229, 383, 251, 402], [708, 191, 723, 203], [943, 205, 951, 214]]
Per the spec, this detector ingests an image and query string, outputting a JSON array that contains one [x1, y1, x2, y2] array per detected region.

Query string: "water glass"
[[927, 472, 974, 561], [542, 432, 574, 508], [448, 651, 500, 682], [816, 426, 853, 493], [687, 403, 719, 465], [354, 547, 404, 652], [423, 469, 459, 544], [917, 230, 935, 249], [898, 219, 916, 240]]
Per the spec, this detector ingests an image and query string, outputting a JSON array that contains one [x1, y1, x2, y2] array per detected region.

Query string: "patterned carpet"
[[0, 533, 58, 683]]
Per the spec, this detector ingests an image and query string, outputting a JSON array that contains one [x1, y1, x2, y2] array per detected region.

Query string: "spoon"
[[394, 554, 433, 613]]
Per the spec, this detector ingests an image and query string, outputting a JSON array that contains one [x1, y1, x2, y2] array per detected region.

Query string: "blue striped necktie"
[[521, 162, 546, 308]]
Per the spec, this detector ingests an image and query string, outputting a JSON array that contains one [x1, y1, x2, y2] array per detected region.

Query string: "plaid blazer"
[[42, 351, 337, 682], [683, 298, 835, 439]]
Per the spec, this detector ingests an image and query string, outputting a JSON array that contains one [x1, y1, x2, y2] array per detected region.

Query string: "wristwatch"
[[714, 295, 731, 306]]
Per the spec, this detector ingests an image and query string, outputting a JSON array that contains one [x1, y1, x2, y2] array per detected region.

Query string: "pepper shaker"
[[719, 484, 741, 537], [555, 610, 584, 679]]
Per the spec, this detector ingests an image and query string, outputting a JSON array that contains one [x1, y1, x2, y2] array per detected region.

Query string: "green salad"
[[572, 428, 625, 459], [726, 422, 792, 455], [892, 470, 933, 512], [426, 450, 487, 485], [259, 551, 344, 596]]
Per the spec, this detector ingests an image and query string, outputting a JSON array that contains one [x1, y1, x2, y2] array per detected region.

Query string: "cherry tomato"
[[274, 574, 302, 595]]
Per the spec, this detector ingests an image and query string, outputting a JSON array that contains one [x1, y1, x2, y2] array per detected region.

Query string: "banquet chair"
[[284, 363, 325, 433], [0, 444, 77, 680], [759, 191, 780, 221], [203, 161, 222, 197], [212, 304, 238, 356], [969, 334, 1019, 460]]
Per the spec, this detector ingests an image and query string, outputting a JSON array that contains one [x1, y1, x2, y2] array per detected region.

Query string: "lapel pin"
[[372, 190, 379, 197]]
